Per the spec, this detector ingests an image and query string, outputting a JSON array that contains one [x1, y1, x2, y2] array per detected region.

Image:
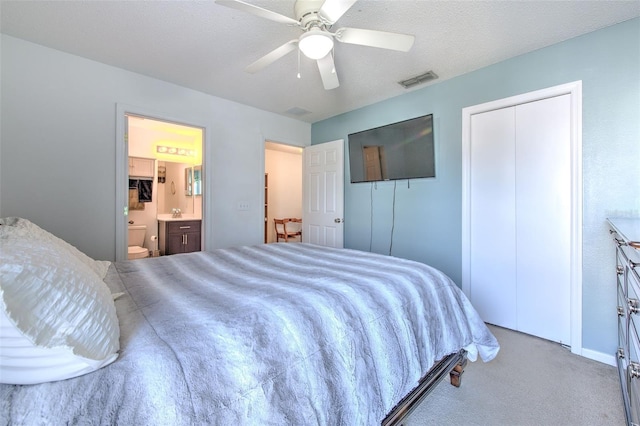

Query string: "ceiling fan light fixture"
[[299, 30, 334, 60]]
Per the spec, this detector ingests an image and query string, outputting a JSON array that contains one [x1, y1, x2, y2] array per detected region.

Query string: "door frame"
[[115, 103, 210, 261], [461, 81, 583, 355], [263, 139, 304, 243]]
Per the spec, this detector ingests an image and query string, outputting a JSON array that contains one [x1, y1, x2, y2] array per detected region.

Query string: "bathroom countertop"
[[157, 214, 201, 222]]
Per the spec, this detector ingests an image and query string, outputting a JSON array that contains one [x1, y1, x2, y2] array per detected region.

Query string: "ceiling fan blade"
[[245, 40, 298, 74], [317, 53, 339, 90], [318, 0, 358, 24], [334, 27, 415, 52], [215, 0, 299, 25]]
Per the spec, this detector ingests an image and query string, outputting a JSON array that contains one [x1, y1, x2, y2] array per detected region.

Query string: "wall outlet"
[[237, 201, 250, 211]]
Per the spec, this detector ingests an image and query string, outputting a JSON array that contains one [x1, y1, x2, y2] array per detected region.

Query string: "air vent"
[[285, 107, 312, 116], [398, 70, 438, 89]]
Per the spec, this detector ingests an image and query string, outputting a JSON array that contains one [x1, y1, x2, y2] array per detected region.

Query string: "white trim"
[[115, 104, 211, 261], [115, 104, 128, 262], [461, 81, 583, 355], [581, 347, 616, 367]]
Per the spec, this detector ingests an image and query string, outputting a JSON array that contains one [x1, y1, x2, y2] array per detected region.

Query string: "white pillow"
[[0, 308, 117, 384], [0, 226, 120, 384], [0, 217, 110, 278]]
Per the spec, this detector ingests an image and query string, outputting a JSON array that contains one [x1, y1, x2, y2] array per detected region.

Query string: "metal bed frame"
[[382, 349, 468, 426]]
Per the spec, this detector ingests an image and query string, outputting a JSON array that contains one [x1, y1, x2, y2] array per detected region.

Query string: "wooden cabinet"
[[159, 220, 201, 255], [609, 218, 640, 426], [129, 157, 154, 177]]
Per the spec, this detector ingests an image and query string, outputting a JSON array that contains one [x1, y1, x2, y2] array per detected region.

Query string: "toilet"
[[128, 224, 150, 260]]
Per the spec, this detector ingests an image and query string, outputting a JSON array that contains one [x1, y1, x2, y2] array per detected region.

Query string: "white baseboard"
[[581, 347, 616, 367]]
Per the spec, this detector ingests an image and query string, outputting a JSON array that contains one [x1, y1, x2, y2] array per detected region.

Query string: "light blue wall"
[[312, 18, 640, 356], [0, 35, 311, 261]]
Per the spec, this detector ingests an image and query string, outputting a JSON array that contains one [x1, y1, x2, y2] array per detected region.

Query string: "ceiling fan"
[[215, 0, 415, 90]]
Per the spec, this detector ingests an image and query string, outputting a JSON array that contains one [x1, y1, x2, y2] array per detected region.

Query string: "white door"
[[515, 94, 571, 343], [466, 93, 574, 345], [469, 106, 518, 329], [303, 140, 344, 247]]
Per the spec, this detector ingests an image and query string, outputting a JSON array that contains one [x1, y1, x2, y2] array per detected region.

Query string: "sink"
[[157, 214, 201, 222]]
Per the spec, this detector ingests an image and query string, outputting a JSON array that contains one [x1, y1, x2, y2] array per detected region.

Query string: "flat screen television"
[[348, 114, 435, 183]]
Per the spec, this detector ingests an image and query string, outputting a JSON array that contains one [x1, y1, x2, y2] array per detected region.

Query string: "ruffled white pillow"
[[0, 217, 110, 278], [0, 222, 120, 384]]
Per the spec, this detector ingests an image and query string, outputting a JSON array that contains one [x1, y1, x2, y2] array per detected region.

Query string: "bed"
[[0, 218, 499, 425]]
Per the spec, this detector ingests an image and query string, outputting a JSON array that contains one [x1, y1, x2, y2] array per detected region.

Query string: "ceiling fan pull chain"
[[297, 48, 301, 79]]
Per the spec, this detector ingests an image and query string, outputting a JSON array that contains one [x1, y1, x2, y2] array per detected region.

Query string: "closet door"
[[468, 95, 571, 344], [515, 94, 571, 344], [469, 107, 517, 329]]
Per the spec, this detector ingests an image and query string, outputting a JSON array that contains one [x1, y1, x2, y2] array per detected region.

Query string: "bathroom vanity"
[[158, 218, 202, 255]]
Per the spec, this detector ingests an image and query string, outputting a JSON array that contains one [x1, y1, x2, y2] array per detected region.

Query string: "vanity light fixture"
[[156, 145, 196, 157]]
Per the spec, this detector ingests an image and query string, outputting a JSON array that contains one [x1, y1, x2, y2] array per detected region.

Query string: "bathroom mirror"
[[193, 166, 202, 196], [157, 161, 202, 215], [185, 166, 202, 197], [185, 167, 193, 196]]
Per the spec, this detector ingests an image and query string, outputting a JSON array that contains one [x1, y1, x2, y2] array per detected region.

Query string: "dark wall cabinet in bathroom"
[[159, 220, 201, 255]]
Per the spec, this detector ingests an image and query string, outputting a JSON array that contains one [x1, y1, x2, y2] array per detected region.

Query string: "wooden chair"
[[274, 218, 302, 242]]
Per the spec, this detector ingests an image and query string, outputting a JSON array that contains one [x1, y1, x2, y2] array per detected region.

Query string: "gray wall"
[[311, 18, 640, 358], [0, 35, 311, 261]]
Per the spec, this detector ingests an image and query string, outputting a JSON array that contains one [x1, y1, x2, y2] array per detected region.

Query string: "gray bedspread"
[[1, 243, 499, 425]]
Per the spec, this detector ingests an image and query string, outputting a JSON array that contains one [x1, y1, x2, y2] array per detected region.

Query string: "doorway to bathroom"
[[115, 108, 206, 261]]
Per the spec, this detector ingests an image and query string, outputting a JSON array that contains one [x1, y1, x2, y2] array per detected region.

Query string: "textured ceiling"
[[1, 0, 639, 123]]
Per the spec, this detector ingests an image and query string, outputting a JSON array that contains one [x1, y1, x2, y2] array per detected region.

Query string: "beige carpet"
[[403, 325, 625, 426]]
